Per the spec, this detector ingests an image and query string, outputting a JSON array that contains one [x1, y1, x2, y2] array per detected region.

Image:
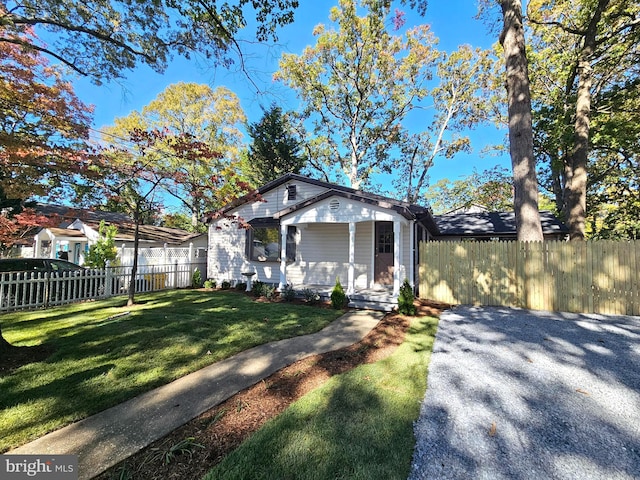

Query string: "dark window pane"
[[246, 224, 297, 262]]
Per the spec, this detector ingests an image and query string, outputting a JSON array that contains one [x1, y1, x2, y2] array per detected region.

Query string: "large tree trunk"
[[127, 206, 141, 307], [565, 63, 591, 240], [499, 0, 543, 242], [565, 0, 608, 240]]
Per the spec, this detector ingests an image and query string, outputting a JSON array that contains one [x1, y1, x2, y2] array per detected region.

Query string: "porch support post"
[[347, 222, 356, 295], [278, 224, 287, 290], [34, 235, 41, 258], [409, 221, 415, 289], [393, 220, 401, 295]]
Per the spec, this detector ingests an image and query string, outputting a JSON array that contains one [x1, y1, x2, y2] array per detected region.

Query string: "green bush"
[[84, 221, 118, 268], [203, 279, 216, 289], [192, 268, 203, 288], [300, 288, 320, 304], [281, 283, 296, 302], [261, 283, 276, 299], [398, 279, 417, 315], [330, 278, 348, 309], [252, 281, 265, 297], [220, 280, 231, 290], [235, 282, 247, 291], [252, 281, 277, 299]]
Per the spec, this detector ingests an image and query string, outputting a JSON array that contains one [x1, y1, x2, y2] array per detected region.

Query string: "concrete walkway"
[[10, 310, 384, 480]]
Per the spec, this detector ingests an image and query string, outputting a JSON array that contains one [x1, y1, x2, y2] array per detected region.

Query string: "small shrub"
[[203, 279, 216, 289], [252, 280, 265, 297], [281, 283, 296, 302], [398, 279, 417, 315], [220, 280, 231, 290], [330, 278, 348, 309], [235, 282, 247, 291], [192, 268, 203, 288], [300, 288, 321, 304], [261, 283, 276, 299], [147, 437, 204, 466]]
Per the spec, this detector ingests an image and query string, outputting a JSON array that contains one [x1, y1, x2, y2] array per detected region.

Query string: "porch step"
[[293, 285, 398, 312], [348, 299, 396, 312], [348, 292, 397, 312]]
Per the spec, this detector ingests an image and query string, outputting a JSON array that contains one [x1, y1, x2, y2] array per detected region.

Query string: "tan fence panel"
[[419, 240, 640, 316]]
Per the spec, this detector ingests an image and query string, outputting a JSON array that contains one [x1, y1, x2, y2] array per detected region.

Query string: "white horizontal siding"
[[208, 178, 419, 289], [354, 222, 373, 288], [285, 222, 373, 288], [281, 196, 401, 225], [232, 182, 329, 220], [207, 222, 246, 282], [207, 219, 281, 285], [290, 223, 348, 285]]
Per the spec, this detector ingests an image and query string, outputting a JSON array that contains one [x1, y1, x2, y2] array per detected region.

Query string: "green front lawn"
[[203, 315, 438, 480], [0, 290, 343, 452]]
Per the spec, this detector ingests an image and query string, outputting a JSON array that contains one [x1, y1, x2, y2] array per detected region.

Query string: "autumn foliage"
[[0, 29, 94, 200], [0, 208, 59, 252]]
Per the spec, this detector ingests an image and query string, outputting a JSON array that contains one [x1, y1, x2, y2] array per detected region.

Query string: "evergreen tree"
[[245, 104, 307, 186]]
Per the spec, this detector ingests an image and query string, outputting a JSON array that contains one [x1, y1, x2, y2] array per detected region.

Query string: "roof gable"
[[274, 189, 420, 221], [204, 173, 434, 225]]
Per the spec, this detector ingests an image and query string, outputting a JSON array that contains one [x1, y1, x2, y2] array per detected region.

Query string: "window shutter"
[[286, 226, 297, 262], [245, 229, 252, 258]]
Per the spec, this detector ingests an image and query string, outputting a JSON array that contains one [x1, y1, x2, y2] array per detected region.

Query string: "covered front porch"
[[273, 192, 417, 300]]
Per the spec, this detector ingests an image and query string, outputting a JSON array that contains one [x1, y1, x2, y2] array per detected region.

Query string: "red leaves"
[[0, 30, 93, 199], [0, 208, 59, 249]]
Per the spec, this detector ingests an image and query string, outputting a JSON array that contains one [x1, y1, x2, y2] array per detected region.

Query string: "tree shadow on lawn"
[[0, 342, 55, 376], [0, 290, 245, 377]]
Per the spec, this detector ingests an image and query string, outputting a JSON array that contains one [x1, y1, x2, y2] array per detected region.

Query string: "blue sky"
[[73, 0, 510, 193]]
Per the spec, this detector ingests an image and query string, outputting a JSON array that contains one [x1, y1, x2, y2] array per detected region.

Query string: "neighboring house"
[[204, 174, 568, 308], [28, 204, 206, 265], [434, 211, 568, 241]]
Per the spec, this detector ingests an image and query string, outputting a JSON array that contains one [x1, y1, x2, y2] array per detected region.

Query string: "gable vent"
[[286, 184, 297, 200], [329, 199, 340, 211]]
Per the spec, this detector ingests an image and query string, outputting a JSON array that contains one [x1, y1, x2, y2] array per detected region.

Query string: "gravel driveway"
[[409, 306, 640, 480]]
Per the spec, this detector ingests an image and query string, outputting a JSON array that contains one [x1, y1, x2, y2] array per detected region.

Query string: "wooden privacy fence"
[[419, 240, 640, 316]]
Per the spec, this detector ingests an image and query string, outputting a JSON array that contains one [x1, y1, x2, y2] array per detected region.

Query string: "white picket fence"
[[0, 261, 207, 312]]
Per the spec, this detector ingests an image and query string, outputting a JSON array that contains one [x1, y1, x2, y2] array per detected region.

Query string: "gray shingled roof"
[[204, 174, 568, 238], [34, 203, 202, 245], [434, 211, 568, 236], [33, 202, 131, 224]]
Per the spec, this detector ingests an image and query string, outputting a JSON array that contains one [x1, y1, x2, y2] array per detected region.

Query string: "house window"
[[247, 223, 297, 262], [286, 185, 297, 200]]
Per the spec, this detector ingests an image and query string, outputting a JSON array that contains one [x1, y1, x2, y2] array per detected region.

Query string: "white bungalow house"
[[203, 174, 439, 309], [203, 173, 568, 310]]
